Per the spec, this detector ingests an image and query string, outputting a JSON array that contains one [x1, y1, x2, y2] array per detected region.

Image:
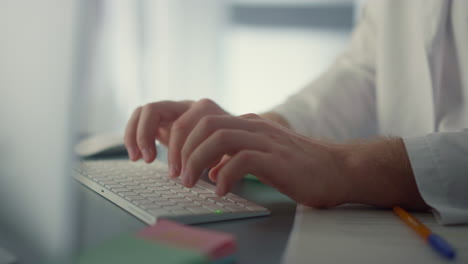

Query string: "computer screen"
[[0, 0, 85, 262]]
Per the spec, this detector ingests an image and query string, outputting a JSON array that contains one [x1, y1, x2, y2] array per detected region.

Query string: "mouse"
[[75, 131, 128, 158]]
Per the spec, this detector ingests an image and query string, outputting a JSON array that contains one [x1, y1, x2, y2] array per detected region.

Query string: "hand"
[[179, 113, 353, 207], [124, 99, 230, 177]]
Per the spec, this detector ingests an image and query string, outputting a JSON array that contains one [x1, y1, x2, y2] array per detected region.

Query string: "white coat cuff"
[[403, 136, 468, 225]]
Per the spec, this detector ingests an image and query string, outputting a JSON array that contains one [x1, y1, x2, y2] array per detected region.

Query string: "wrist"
[[344, 140, 402, 206], [326, 142, 360, 205], [341, 142, 374, 205], [338, 139, 399, 206], [341, 138, 429, 209]]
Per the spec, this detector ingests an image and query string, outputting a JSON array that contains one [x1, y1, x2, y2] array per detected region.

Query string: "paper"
[[78, 234, 207, 264], [79, 220, 236, 264], [282, 204, 468, 264], [138, 219, 236, 260]]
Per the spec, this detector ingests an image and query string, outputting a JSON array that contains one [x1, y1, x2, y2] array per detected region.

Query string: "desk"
[[78, 150, 297, 264], [0, 146, 296, 264]]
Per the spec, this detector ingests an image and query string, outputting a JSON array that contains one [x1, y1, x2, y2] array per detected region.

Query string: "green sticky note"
[[244, 174, 261, 182], [78, 234, 208, 264]]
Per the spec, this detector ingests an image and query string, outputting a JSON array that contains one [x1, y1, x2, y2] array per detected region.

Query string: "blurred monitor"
[[0, 0, 85, 262]]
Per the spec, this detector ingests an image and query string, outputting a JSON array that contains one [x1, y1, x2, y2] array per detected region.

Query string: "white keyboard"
[[74, 159, 270, 224]]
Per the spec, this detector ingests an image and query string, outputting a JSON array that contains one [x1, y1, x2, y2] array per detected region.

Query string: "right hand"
[[124, 99, 230, 177]]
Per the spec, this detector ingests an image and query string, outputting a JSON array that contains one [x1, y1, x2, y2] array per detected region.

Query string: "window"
[[80, 0, 357, 133]]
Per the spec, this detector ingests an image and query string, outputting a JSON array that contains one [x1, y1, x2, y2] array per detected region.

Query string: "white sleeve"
[[403, 130, 468, 225], [272, 2, 379, 141]]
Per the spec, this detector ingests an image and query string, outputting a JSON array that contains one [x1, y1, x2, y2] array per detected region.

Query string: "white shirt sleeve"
[[403, 130, 468, 225], [272, 2, 379, 141]]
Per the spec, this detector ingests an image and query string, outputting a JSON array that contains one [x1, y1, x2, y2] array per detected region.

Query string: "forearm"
[[342, 138, 430, 210], [257, 112, 428, 210]]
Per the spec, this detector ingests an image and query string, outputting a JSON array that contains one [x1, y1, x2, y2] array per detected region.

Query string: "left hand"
[[179, 113, 353, 208]]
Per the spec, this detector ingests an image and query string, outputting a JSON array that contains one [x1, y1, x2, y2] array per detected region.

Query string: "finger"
[[156, 123, 173, 146], [125, 101, 191, 161], [208, 155, 231, 182], [182, 129, 270, 187], [181, 115, 265, 171], [215, 150, 273, 196], [238, 113, 262, 120], [168, 99, 225, 178], [136, 104, 161, 163], [124, 106, 143, 161], [153, 100, 192, 146], [134, 101, 191, 163]]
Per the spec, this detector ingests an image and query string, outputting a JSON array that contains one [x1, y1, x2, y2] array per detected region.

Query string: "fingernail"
[[216, 185, 225, 196], [141, 148, 151, 162], [169, 164, 179, 178], [181, 169, 191, 187], [127, 146, 135, 160], [182, 173, 190, 187], [208, 169, 217, 182]]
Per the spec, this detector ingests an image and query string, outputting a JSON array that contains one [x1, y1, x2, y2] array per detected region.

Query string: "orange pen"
[[393, 206, 456, 260]]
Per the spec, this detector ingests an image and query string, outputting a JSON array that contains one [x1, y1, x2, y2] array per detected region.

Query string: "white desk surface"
[[283, 204, 468, 264]]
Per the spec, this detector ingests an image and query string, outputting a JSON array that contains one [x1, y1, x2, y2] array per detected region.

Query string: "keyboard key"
[[178, 202, 199, 208], [187, 207, 211, 214], [98, 180, 117, 185], [148, 196, 168, 202], [170, 209, 191, 216], [226, 195, 246, 202], [181, 192, 198, 197], [172, 198, 190, 203], [159, 182, 176, 188], [163, 205, 184, 211], [117, 191, 137, 197], [91, 174, 108, 179], [197, 200, 215, 205], [170, 187, 190, 193], [154, 190, 174, 195], [162, 194, 184, 199], [186, 196, 206, 201], [148, 186, 166, 191], [190, 188, 212, 194], [112, 187, 130, 193], [135, 179, 156, 184], [214, 201, 236, 207], [197, 181, 216, 189], [111, 175, 127, 180], [202, 204, 225, 212], [117, 180, 134, 185], [106, 184, 123, 189], [157, 200, 177, 206], [207, 197, 227, 202], [140, 192, 160, 198], [200, 193, 219, 199], [128, 185, 147, 190], [148, 209, 170, 216], [223, 205, 247, 212], [141, 203, 162, 210], [124, 195, 145, 201], [134, 189, 153, 194], [132, 200, 154, 206]]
